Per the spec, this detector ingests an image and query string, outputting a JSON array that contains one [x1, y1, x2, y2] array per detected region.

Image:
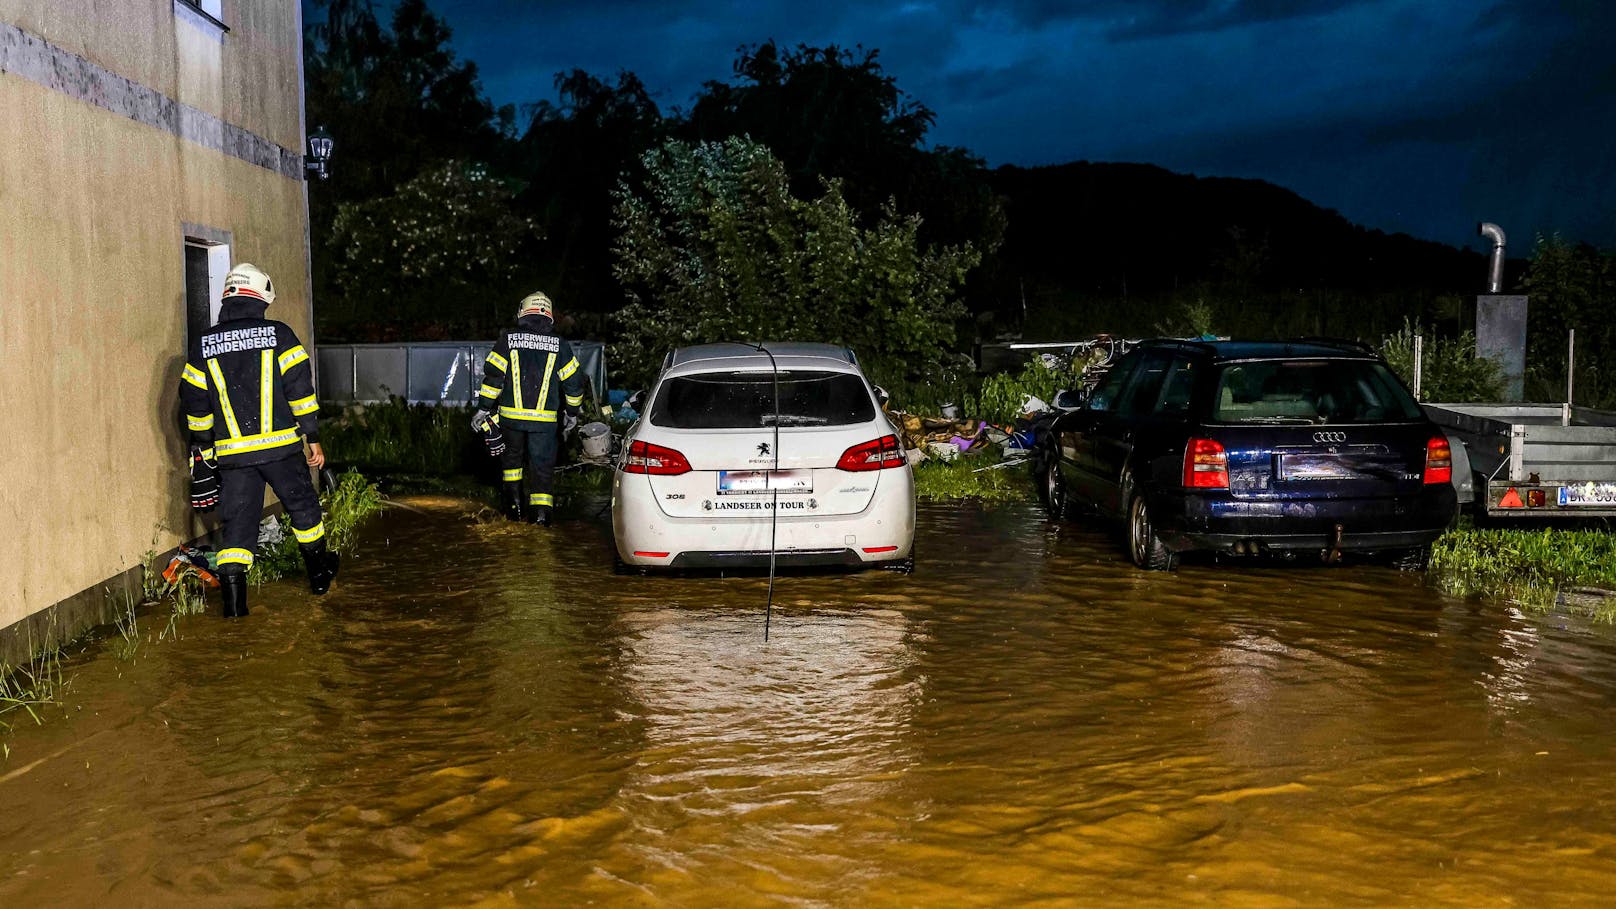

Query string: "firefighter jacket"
[[179, 312, 319, 468], [479, 316, 586, 428]]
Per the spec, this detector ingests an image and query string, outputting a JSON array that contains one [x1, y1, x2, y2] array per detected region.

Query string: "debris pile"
[[891, 404, 1043, 466]]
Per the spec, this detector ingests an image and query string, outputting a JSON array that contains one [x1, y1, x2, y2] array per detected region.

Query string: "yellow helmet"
[[517, 291, 553, 320], [222, 263, 276, 305]]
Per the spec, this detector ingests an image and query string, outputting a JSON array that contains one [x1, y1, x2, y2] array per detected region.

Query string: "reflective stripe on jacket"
[[179, 317, 319, 467], [478, 319, 586, 427]]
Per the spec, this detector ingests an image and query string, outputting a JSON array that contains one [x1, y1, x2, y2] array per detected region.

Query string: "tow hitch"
[[1324, 523, 1344, 564]]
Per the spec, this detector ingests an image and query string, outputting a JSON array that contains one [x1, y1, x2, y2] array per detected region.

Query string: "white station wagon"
[[612, 343, 915, 571]]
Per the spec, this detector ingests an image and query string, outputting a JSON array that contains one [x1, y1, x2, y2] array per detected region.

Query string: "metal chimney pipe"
[[1478, 222, 1506, 293]]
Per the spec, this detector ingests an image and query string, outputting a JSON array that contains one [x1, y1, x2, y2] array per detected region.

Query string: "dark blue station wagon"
[[1041, 340, 1457, 570]]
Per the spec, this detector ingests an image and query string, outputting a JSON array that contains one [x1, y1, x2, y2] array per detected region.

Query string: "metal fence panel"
[[318, 341, 607, 407], [407, 346, 472, 404], [317, 346, 355, 402], [353, 346, 407, 402]]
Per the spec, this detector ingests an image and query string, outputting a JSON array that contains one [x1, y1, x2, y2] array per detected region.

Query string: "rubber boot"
[[302, 544, 340, 595], [503, 485, 524, 522], [220, 571, 249, 619], [528, 505, 551, 527]]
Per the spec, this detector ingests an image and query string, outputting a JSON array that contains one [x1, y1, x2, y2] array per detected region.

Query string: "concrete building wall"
[[0, 0, 311, 659]]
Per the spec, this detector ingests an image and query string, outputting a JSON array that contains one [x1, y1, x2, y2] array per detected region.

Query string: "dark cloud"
[[965, 0, 1374, 37], [1104, 0, 1377, 39]]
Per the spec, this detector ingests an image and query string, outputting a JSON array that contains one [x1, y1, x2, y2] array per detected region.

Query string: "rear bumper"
[[613, 468, 915, 568], [1155, 486, 1455, 553]]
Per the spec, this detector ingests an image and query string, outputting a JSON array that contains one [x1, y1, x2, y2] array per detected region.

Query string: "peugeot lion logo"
[[757, 442, 771, 456], [1313, 431, 1347, 444]]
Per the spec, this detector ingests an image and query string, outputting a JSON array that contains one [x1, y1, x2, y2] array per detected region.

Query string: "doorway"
[[183, 237, 231, 348]]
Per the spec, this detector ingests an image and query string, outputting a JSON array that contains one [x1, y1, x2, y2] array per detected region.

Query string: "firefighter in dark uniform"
[[179, 264, 339, 618], [474, 292, 586, 525]]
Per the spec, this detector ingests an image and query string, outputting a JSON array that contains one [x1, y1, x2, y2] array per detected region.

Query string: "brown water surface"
[[4, 497, 1616, 906]]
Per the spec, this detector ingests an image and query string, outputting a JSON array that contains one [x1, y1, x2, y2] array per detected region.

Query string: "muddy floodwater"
[[5, 497, 1616, 906]]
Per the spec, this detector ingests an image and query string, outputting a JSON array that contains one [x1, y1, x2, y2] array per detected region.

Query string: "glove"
[[562, 411, 579, 440], [482, 424, 505, 458], [470, 409, 505, 456], [189, 447, 219, 512]]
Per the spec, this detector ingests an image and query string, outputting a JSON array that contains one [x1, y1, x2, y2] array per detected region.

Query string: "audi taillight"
[[1424, 436, 1452, 485], [837, 435, 905, 471], [623, 439, 691, 475], [1183, 438, 1229, 489]]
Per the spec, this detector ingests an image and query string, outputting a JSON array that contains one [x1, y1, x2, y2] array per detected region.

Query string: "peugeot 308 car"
[[613, 343, 915, 571], [1041, 339, 1457, 570]]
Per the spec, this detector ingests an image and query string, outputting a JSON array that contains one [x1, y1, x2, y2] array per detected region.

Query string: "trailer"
[[1423, 403, 1616, 519]]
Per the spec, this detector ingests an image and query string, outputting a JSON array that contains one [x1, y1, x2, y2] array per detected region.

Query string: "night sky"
[[385, 0, 1615, 251]]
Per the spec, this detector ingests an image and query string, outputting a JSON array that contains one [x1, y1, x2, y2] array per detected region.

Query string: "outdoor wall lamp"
[[305, 126, 334, 181]]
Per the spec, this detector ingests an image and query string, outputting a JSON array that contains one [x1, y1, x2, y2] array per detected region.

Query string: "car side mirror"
[[873, 384, 891, 406], [1053, 388, 1086, 412], [626, 389, 645, 412]]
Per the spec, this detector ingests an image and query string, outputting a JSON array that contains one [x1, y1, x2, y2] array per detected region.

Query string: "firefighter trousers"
[[216, 450, 326, 575], [499, 424, 560, 515]]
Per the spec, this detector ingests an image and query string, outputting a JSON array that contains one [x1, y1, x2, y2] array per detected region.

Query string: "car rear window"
[[649, 370, 877, 429], [1212, 359, 1424, 424]]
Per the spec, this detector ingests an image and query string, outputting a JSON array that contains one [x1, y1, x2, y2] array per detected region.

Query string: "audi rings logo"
[[1313, 431, 1347, 444]]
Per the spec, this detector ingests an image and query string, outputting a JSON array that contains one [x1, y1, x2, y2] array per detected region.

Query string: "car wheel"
[[1045, 458, 1074, 522], [1391, 545, 1430, 572], [1128, 492, 1178, 571]]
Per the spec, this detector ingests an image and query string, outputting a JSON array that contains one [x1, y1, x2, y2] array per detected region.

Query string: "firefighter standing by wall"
[[179, 264, 339, 618], [474, 292, 586, 525]]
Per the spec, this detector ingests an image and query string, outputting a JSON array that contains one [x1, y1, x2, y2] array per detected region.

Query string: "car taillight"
[[1424, 436, 1452, 485], [1183, 438, 1229, 489], [837, 435, 905, 471], [623, 439, 691, 475]]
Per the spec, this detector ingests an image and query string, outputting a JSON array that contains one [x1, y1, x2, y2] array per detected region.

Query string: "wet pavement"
[[4, 496, 1616, 906]]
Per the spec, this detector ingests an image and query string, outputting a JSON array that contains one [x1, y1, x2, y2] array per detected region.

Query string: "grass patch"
[[913, 452, 1036, 503], [321, 399, 482, 476], [248, 469, 385, 586], [1430, 527, 1616, 618], [0, 636, 68, 758]]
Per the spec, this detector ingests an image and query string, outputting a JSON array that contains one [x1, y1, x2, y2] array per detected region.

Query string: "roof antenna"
[[748, 341, 782, 640]]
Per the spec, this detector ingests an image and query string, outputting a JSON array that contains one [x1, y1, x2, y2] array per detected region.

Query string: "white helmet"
[[222, 263, 276, 305], [516, 291, 553, 321]]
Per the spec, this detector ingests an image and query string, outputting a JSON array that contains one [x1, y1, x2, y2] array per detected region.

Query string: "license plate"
[[717, 469, 812, 495], [1558, 483, 1616, 506], [1277, 453, 1356, 481]]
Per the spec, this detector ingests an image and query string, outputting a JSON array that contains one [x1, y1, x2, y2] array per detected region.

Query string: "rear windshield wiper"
[[1235, 416, 1322, 425], [762, 414, 828, 426]]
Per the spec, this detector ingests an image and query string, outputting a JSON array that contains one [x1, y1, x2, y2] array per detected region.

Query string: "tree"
[[1523, 234, 1616, 405], [304, 0, 512, 204], [512, 70, 667, 315], [684, 42, 1003, 265], [304, 0, 516, 335], [325, 162, 542, 339], [611, 137, 981, 398]]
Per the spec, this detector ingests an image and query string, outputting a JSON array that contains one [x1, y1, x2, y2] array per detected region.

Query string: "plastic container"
[[578, 422, 612, 459]]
